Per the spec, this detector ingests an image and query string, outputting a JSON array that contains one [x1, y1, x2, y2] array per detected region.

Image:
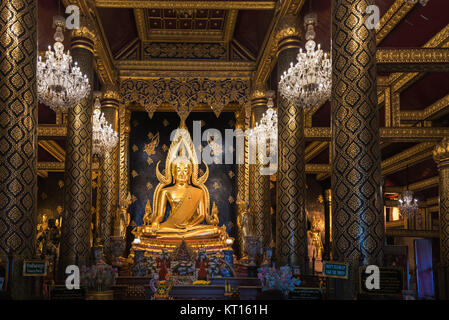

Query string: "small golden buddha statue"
[[307, 216, 324, 259], [132, 121, 232, 254]]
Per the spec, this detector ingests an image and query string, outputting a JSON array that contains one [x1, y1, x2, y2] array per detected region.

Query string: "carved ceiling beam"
[[305, 141, 328, 163], [305, 164, 330, 174], [376, 0, 416, 45], [38, 161, 99, 172], [377, 48, 449, 73], [304, 127, 449, 142], [63, 0, 118, 85], [94, 0, 276, 9], [387, 24, 449, 94], [401, 94, 449, 122], [385, 230, 439, 238], [385, 176, 439, 193], [224, 10, 239, 43], [38, 140, 66, 162], [382, 142, 435, 176], [38, 125, 67, 138], [116, 60, 255, 79], [134, 8, 147, 41], [252, 0, 306, 87]]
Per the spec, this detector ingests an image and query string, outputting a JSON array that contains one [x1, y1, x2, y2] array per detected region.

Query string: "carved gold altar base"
[[130, 237, 233, 258]]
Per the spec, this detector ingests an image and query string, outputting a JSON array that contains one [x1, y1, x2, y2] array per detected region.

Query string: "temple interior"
[[0, 0, 449, 301]]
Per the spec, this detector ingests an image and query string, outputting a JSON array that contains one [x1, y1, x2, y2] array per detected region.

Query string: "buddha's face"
[[173, 161, 192, 183]]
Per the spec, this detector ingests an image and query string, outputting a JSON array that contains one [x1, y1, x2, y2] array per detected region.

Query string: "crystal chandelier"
[[37, 15, 91, 112], [248, 91, 278, 158], [398, 166, 419, 218], [92, 95, 118, 156], [278, 13, 331, 109], [398, 190, 419, 218]]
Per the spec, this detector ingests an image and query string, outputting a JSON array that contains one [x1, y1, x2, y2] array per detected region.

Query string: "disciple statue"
[[132, 121, 233, 255], [307, 216, 324, 264]]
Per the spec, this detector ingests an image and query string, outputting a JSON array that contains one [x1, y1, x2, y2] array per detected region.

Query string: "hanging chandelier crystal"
[[398, 190, 419, 218], [92, 95, 118, 156], [398, 165, 419, 217], [37, 15, 91, 112], [278, 13, 331, 109], [248, 91, 278, 156]]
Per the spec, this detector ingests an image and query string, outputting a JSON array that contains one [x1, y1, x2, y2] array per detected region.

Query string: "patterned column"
[[119, 105, 131, 211], [249, 88, 272, 250], [119, 104, 132, 256], [331, 0, 384, 299], [60, 19, 95, 269], [99, 86, 119, 259], [434, 138, 449, 267], [235, 107, 250, 258], [275, 15, 308, 271], [0, 0, 37, 299]]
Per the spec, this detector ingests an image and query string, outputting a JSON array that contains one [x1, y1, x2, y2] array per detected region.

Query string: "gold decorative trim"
[[377, 48, 449, 64], [38, 140, 66, 162], [382, 142, 435, 176], [401, 94, 449, 122], [376, 0, 416, 45], [305, 142, 328, 163], [134, 8, 147, 41], [305, 164, 330, 174], [38, 125, 67, 137], [385, 176, 439, 193], [94, 0, 276, 9], [116, 60, 254, 79], [37, 161, 99, 171], [224, 10, 239, 43]]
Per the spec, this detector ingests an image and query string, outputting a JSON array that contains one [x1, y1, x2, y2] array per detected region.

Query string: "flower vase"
[[110, 236, 125, 267], [132, 250, 147, 277]]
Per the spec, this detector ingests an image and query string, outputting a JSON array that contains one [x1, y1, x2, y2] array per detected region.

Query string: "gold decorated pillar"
[[119, 105, 131, 211], [331, 0, 384, 299], [235, 107, 250, 258], [275, 15, 308, 271], [433, 138, 449, 298], [99, 86, 119, 259], [0, 0, 37, 299], [249, 88, 272, 250], [60, 19, 95, 269]]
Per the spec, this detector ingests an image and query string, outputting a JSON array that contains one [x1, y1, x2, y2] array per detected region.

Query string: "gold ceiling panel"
[[94, 0, 276, 10]]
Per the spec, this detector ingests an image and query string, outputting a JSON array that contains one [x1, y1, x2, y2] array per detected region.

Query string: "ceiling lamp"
[[92, 95, 118, 156], [278, 13, 331, 109], [37, 15, 91, 112], [398, 165, 419, 218], [248, 90, 278, 159]]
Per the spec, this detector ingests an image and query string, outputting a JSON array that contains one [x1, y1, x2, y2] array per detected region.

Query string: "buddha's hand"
[[151, 222, 160, 230]]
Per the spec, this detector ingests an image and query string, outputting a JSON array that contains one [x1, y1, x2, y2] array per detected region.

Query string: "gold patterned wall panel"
[[0, 0, 37, 260], [60, 45, 94, 269], [276, 46, 308, 271], [331, 0, 384, 298]]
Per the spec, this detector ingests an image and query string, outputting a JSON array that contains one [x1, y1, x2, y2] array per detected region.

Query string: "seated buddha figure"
[[141, 126, 229, 242]]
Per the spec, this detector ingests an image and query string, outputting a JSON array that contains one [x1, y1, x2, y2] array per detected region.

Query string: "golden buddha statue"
[[132, 121, 233, 256]]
